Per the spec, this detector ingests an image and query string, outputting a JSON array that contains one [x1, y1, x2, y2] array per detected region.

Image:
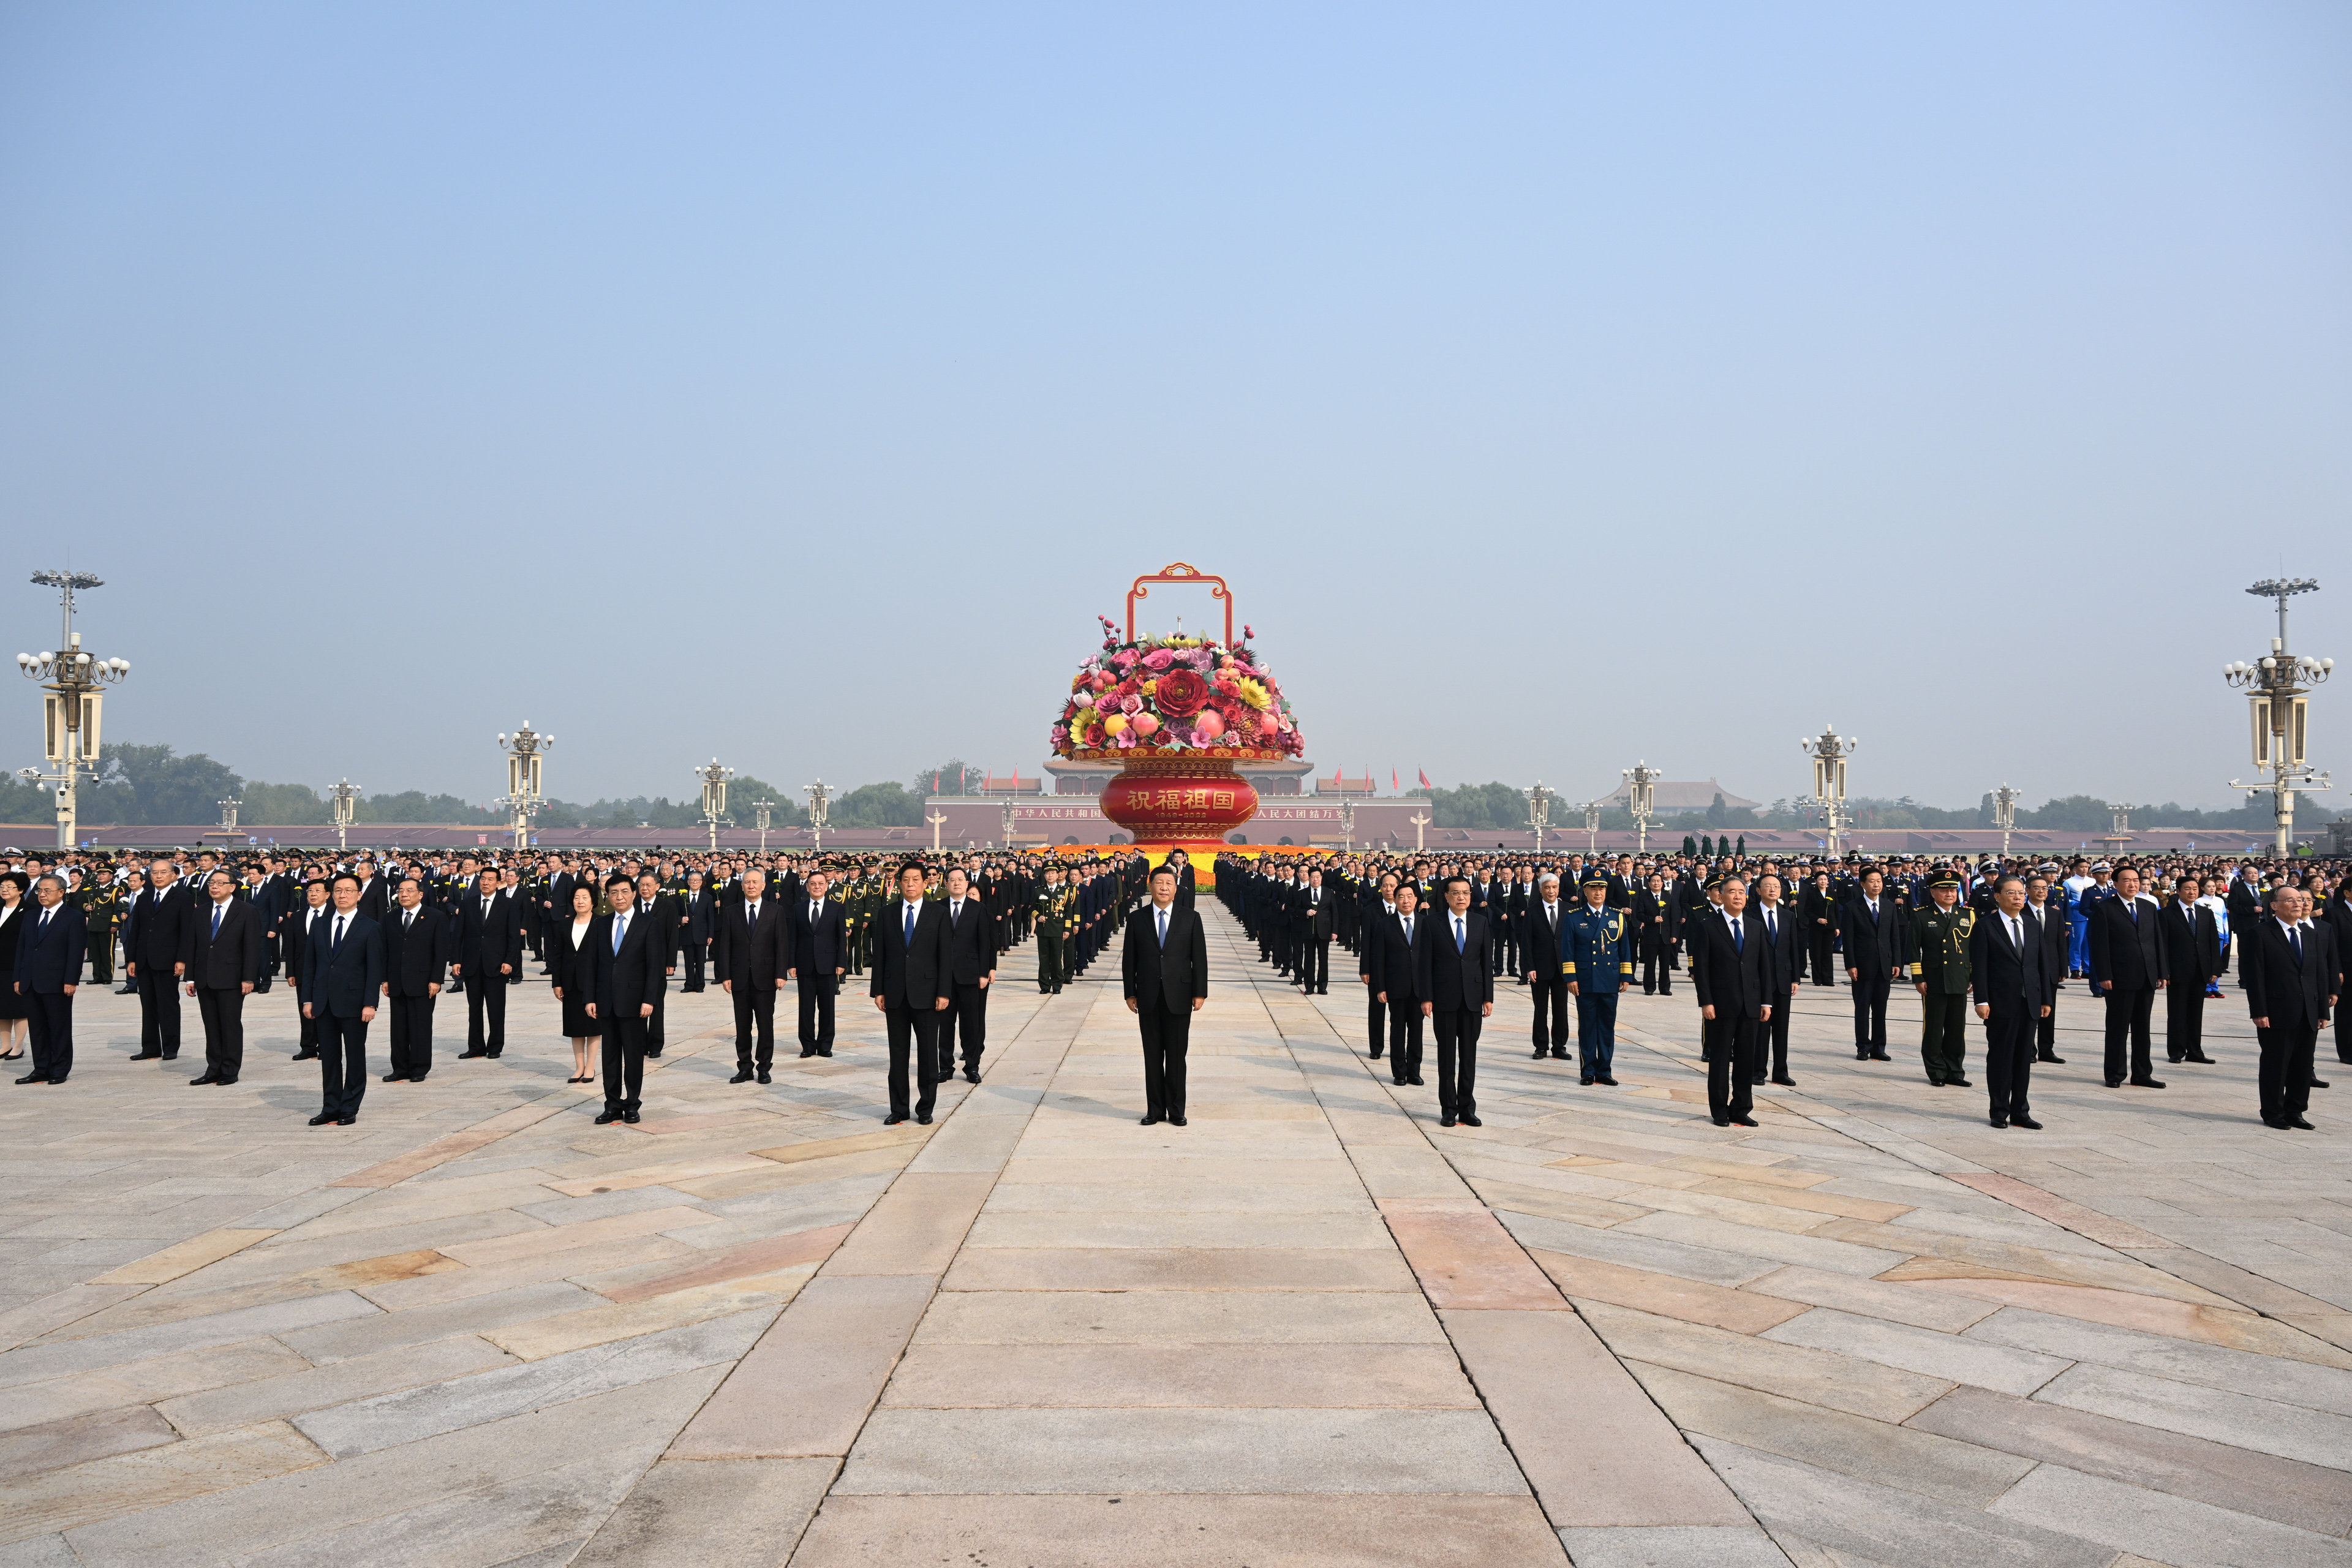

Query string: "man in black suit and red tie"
[[2242, 884, 2334, 1129], [2090, 864, 2167, 1088], [1124, 865, 1207, 1126], [1970, 873, 2051, 1129], [1415, 876, 1492, 1128], [181, 869, 265, 1087], [872, 862, 952, 1125], [1692, 875, 1771, 1126], [793, 869, 850, 1057], [938, 866, 998, 1084], [718, 865, 791, 1084]]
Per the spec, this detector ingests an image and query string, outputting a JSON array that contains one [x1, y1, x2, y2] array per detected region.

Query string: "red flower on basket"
[[1153, 666, 1209, 717]]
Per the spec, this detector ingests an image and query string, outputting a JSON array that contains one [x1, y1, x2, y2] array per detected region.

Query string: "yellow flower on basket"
[[1235, 677, 1270, 710], [1142, 679, 1158, 695]]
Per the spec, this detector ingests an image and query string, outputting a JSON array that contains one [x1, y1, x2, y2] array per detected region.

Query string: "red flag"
[[933, 771, 941, 793], [1392, 769, 1400, 791], [1418, 768, 1432, 789]]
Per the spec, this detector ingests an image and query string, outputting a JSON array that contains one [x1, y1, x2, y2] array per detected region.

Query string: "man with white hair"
[[1523, 872, 1569, 1060]]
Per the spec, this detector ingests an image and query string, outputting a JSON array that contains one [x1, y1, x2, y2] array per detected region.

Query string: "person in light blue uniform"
[[1562, 873, 1635, 1087]]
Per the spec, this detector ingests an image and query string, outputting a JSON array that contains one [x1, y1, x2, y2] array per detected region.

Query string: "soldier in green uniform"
[[74, 865, 120, 986], [1035, 862, 1066, 993], [1909, 871, 1975, 1088]]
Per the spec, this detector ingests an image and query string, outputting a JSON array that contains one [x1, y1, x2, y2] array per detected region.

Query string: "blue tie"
[[1732, 916, 1743, 953], [613, 914, 624, 955], [2292, 926, 2304, 967], [905, 906, 914, 950], [211, 904, 222, 940], [1158, 908, 1167, 946], [1454, 916, 1464, 952]]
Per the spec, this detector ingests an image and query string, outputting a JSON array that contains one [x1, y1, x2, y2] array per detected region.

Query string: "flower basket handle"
[[1126, 563, 1233, 647]]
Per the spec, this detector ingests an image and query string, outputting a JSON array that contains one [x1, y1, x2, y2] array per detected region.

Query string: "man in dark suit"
[[2158, 874, 2222, 1065], [14, 875, 87, 1085], [1692, 875, 1772, 1126], [1754, 872, 1803, 1087], [1971, 874, 2051, 1129], [180, 869, 265, 1086], [450, 870, 521, 1058], [1295, 867, 1333, 994], [1838, 867, 1904, 1061], [717, 865, 790, 1083], [870, 862, 952, 1126], [791, 869, 849, 1056], [380, 876, 448, 1083], [121, 859, 191, 1061], [541, 859, 578, 974], [301, 873, 384, 1126], [1415, 876, 1493, 1128], [1357, 872, 1400, 1060], [1123, 864, 1208, 1125], [1523, 873, 1570, 1060], [2242, 885, 2334, 1129], [938, 866, 998, 1084], [2026, 874, 2070, 1063], [631, 872, 678, 1057], [679, 870, 715, 992], [2090, 865, 2168, 1088], [285, 878, 332, 1060], [1365, 882, 1425, 1086], [580, 874, 668, 1125]]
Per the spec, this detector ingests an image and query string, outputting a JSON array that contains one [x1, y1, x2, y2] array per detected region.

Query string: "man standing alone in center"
[[1418, 875, 1493, 1128], [872, 862, 951, 1126], [1124, 864, 1207, 1126]]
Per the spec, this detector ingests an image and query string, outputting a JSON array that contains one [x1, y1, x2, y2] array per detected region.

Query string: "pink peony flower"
[[1112, 649, 1138, 668], [1142, 648, 1177, 671], [1120, 693, 1145, 716]]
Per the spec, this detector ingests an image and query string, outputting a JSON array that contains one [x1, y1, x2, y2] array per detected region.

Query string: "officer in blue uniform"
[[1562, 873, 1635, 1087]]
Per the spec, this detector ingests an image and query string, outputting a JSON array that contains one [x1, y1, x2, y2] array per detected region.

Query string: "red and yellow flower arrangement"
[[1050, 616, 1303, 763]]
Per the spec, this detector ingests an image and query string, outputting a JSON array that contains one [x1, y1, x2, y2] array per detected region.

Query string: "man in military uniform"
[[1910, 872, 1976, 1088], [1035, 863, 1068, 993], [1562, 873, 1634, 1087], [75, 867, 119, 986]]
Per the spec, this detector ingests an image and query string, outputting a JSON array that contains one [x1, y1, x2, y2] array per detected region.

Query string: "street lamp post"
[[2106, 802, 2141, 842], [1800, 726, 1858, 859], [693, 758, 734, 851], [217, 797, 241, 833], [1524, 782, 1555, 854], [1581, 798, 1603, 858], [1001, 797, 1018, 851], [14, 571, 130, 851], [2225, 578, 2333, 858], [329, 779, 360, 854], [495, 722, 553, 851], [751, 799, 775, 854], [1991, 783, 2019, 859], [1621, 761, 1660, 855], [1338, 797, 1354, 852], [805, 780, 831, 854]]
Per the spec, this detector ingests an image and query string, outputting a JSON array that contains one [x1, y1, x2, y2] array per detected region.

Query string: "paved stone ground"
[[2, 910, 2347, 1567]]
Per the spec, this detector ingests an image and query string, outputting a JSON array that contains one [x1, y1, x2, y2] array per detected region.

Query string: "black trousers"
[[1493, 923, 1513, 978], [884, 1003, 940, 1120], [1921, 990, 1970, 1082], [2103, 985, 2157, 1082], [1529, 970, 1569, 1053], [1985, 1008, 2035, 1120], [1431, 1005, 1481, 1119], [733, 981, 777, 1067], [1298, 936, 1329, 992], [1850, 971, 1891, 1054], [798, 973, 839, 1052], [1138, 1002, 1191, 1118], [2166, 986, 2206, 1060], [467, 976, 507, 1055], [941, 981, 988, 1075], [2258, 1021, 2316, 1121], [1387, 1000, 1424, 1082], [388, 992, 435, 1079], [644, 976, 666, 1052], [2337, 1009, 2352, 1067], [600, 1008, 649, 1112], [1762, 992, 1792, 1079], [1642, 940, 1675, 995], [2035, 998, 2059, 1058], [682, 940, 706, 990], [197, 986, 246, 1082], [1809, 932, 1836, 986], [1366, 990, 1387, 1057], [25, 990, 71, 1081], [317, 1012, 369, 1118], [135, 967, 181, 1056], [1704, 1011, 1759, 1121]]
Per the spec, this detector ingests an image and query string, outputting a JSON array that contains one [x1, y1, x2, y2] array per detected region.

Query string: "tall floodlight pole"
[[496, 722, 553, 851], [1992, 783, 2019, 859], [2225, 578, 2333, 858], [1524, 782, 1555, 854], [1622, 761, 1660, 855], [329, 779, 361, 854], [2107, 802, 2141, 840], [1801, 726, 1857, 858], [14, 571, 130, 850], [217, 797, 241, 832], [693, 758, 734, 851], [752, 799, 775, 854], [805, 780, 831, 854], [1001, 797, 1018, 851], [1338, 796, 1354, 853], [1581, 799, 1604, 857]]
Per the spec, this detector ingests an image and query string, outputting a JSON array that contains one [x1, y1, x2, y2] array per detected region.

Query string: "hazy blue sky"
[[4, 2, 2346, 810]]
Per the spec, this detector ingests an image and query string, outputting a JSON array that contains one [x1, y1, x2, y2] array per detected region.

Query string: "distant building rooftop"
[[1602, 778, 1760, 812]]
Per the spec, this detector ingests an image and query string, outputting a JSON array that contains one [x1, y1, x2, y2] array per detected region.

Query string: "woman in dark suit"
[[550, 883, 600, 1082], [1633, 873, 1678, 996], [0, 872, 29, 1060]]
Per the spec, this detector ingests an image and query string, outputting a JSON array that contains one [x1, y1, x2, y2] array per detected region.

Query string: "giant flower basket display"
[[1049, 564, 1302, 845]]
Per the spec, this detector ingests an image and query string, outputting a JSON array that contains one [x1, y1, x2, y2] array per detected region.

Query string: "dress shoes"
[[1770, 1074, 1796, 1087], [1580, 1076, 1595, 1086], [292, 1049, 317, 1060], [799, 1049, 816, 1058], [1169, 1115, 1187, 1126], [190, 1072, 220, 1085], [2187, 1053, 2215, 1064], [2263, 1115, 2291, 1129], [1947, 1077, 1972, 1088], [2011, 1114, 2043, 1129], [2311, 1077, 2331, 1090], [1409, 1075, 1425, 1085], [1597, 1074, 1619, 1086], [595, 1109, 622, 1125], [1730, 1114, 1759, 1126], [486, 1051, 501, 1060], [1926, 1075, 1944, 1087], [15, 1072, 51, 1085], [1531, 1049, 1548, 1060], [338, 1115, 356, 1125], [757, 1069, 772, 1084], [1458, 1114, 1482, 1127], [1439, 1114, 1457, 1128], [1368, 1047, 1384, 1060], [2105, 1077, 2124, 1088], [2130, 1077, 2167, 1089], [643, 1049, 662, 1059], [1550, 1049, 1569, 1060], [816, 1048, 833, 1058], [963, 1068, 979, 1084], [2291, 1116, 2316, 1129], [885, 1113, 908, 1126], [1140, 1114, 1163, 1125], [458, 1049, 488, 1060], [1391, 1077, 1409, 1087], [1989, 1115, 2009, 1128], [130, 1050, 160, 1061], [730, 1070, 754, 1084], [622, 1109, 640, 1123], [380, 1073, 405, 1084], [308, 1111, 337, 1126], [1869, 1052, 1891, 1061], [1710, 1115, 1731, 1126], [2038, 1052, 2065, 1064]]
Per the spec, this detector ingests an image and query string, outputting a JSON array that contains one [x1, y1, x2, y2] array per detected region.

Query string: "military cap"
[[1929, 875, 1961, 891], [1580, 873, 1610, 889]]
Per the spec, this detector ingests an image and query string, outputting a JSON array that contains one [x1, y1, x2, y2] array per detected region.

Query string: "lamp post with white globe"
[[1801, 727, 1856, 859], [2224, 578, 2332, 858], [495, 723, 553, 851], [15, 571, 130, 851]]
